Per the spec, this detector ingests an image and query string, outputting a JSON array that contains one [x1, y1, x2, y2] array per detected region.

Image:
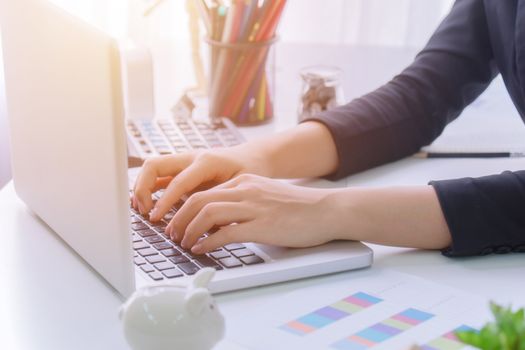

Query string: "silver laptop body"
[[0, 0, 372, 298]]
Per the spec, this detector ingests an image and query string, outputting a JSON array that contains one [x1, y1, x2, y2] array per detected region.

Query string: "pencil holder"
[[206, 37, 277, 126]]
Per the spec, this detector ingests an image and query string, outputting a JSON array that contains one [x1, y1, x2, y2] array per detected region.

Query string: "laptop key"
[[145, 235, 164, 244], [210, 250, 230, 260], [131, 222, 149, 231], [132, 233, 142, 243], [138, 248, 158, 257], [150, 221, 167, 229], [153, 242, 173, 250], [137, 229, 156, 238], [178, 261, 200, 275], [160, 248, 181, 257], [134, 257, 146, 266], [146, 255, 166, 264], [141, 264, 155, 273], [148, 271, 164, 281], [186, 251, 205, 259], [133, 241, 149, 250], [153, 227, 168, 234], [162, 268, 184, 279], [169, 255, 190, 264], [224, 243, 245, 251], [194, 256, 220, 268], [231, 248, 255, 258], [159, 231, 171, 239], [130, 216, 142, 224], [154, 261, 175, 271], [219, 257, 243, 268], [240, 255, 264, 265]]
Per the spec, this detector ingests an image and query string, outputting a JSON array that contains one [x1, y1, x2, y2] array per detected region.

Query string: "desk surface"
[[1, 155, 525, 350], [2, 43, 525, 350]]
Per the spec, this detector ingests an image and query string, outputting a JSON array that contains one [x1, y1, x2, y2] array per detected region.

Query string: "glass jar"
[[298, 65, 345, 123]]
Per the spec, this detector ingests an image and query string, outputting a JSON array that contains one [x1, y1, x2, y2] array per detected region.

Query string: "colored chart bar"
[[279, 292, 383, 336], [332, 308, 434, 350], [420, 325, 476, 350]]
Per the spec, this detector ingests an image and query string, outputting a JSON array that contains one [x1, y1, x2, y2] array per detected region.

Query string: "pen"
[[414, 151, 525, 158]]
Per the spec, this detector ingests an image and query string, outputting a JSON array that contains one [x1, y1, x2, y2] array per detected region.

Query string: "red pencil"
[[221, 0, 286, 117], [257, 0, 286, 41], [255, 0, 283, 41]]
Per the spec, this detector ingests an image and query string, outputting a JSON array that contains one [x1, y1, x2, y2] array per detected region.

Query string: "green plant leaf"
[[455, 301, 525, 350]]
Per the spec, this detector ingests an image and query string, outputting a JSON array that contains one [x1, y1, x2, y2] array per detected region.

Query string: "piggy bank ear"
[[185, 288, 210, 315], [192, 267, 215, 289]]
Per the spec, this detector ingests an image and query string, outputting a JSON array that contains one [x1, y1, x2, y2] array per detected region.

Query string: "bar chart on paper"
[[332, 308, 435, 350], [280, 292, 383, 336], [228, 270, 487, 350], [420, 325, 477, 350]]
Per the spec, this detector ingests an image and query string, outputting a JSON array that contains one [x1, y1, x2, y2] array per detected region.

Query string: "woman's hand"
[[166, 174, 340, 254], [132, 122, 340, 222], [132, 146, 269, 221]]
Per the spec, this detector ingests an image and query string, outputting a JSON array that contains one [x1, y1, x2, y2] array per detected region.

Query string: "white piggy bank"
[[120, 268, 225, 350]]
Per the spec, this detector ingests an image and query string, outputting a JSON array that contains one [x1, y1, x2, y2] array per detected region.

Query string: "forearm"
[[327, 186, 451, 249], [237, 121, 339, 179]]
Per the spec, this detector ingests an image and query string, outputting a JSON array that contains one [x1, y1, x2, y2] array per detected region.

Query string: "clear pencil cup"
[[206, 37, 277, 126]]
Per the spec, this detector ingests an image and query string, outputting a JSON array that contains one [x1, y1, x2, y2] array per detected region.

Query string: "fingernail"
[[192, 244, 203, 254], [150, 207, 159, 221]]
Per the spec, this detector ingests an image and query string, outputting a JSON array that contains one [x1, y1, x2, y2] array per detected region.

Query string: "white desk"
[[1, 155, 524, 350], [1, 44, 525, 349]]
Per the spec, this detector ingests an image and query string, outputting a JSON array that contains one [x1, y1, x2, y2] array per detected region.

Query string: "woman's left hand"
[[165, 174, 340, 254]]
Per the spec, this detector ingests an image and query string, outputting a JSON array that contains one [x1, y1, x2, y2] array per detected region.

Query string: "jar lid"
[[300, 65, 343, 84]]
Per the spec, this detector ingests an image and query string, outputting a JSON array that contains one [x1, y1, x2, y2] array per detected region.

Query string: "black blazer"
[[308, 0, 525, 256]]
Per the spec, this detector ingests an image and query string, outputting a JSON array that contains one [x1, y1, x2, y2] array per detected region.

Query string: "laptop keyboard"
[[131, 195, 265, 281], [128, 116, 263, 281]]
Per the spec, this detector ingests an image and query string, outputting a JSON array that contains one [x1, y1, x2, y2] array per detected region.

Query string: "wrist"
[[229, 142, 274, 178], [319, 189, 358, 242]]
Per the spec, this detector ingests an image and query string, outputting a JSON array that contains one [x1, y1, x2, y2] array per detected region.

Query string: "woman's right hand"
[[132, 146, 267, 222]]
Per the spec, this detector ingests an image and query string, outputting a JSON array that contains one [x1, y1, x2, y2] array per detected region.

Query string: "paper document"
[[228, 269, 491, 350]]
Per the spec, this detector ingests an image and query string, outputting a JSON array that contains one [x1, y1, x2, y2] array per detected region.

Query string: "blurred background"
[[0, 0, 454, 189]]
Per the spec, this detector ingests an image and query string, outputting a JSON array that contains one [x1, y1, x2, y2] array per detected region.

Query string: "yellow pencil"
[[257, 74, 267, 121]]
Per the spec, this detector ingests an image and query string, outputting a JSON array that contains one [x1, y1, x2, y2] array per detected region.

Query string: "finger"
[[131, 193, 138, 210], [132, 161, 164, 214], [133, 155, 191, 215], [191, 224, 251, 254], [168, 189, 245, 240], [150, 161, 210, 221], [180, 202, 252, 249], [153, 176, 174, 192]]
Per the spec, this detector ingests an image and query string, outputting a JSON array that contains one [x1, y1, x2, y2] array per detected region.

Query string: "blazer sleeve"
[[430, 171, 525, 257], [304, 0, 498, 178], [303, 0, 525, 256]]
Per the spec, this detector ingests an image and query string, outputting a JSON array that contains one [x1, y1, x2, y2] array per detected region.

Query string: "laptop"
[[0, 0, 372, 298]]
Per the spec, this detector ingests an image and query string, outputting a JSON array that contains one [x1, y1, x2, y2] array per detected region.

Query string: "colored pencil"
[[205, 0, 286, 123], [220, 0, 285, 117]]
